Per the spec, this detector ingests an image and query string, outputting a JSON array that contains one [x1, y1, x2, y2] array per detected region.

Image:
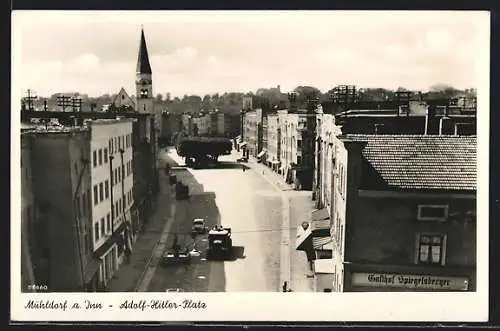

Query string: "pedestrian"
[[282, 281, 288, 292], [242, 166, 246, 172]]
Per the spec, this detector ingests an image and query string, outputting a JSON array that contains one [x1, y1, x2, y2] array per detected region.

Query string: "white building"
[[89, 118, 135, 289]]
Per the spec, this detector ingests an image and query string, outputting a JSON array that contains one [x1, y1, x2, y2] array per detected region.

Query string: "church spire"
[[136, 27, 152, 74]]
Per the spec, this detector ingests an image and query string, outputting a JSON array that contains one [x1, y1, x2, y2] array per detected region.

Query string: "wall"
[[346, 195, 476, 266], [329, 137, 349, 292], [30, 132, 85, 291], [21, 134, 36, 291], [90, 120, 134, 252]]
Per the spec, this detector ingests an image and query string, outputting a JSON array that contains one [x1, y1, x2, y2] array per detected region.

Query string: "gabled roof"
[[136, 28, 152, 74], [342, 135, 477, 192], [111, 87, 135, 108]]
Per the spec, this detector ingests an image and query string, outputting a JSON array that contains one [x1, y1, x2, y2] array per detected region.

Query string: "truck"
[[207, 226, 232, 260], [176, 136, 233, 168]]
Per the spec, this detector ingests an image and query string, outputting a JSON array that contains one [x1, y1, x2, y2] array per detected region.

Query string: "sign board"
[[351, 272, 469, 291]]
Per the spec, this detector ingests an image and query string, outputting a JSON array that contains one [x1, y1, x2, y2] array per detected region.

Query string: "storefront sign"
[[351, 272, 469, 291]]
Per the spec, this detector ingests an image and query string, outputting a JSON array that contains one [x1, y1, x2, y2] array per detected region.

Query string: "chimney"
[[439, 105, 450, 135], [288, 92, 298, 112]]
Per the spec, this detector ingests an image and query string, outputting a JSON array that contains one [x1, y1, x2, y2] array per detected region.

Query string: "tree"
[[156, 94, 163, 102]]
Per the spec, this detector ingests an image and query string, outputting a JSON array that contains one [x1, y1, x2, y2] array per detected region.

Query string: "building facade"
[[89, 119, 135, 290], [266, 113, 280, 170], [21, 132, 36, 292], [330, 135, 476, 292], [26, 126, 94, 291]]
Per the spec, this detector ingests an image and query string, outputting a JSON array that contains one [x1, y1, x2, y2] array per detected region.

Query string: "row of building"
[[161, 110, 241, 144], [241, 94, 477, 292], [21, 110, 159, 292]]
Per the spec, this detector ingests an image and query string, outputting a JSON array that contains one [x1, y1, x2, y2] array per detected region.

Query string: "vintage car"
[[161, 248, 191, 266], [165, 288, 185, 292], [191, 218, 208, 234]]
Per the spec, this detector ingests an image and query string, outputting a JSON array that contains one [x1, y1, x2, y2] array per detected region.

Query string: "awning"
[[312, 208, 330, 222], [239, 142, 247, 147], [271, 160, 280, 165], [296, 224, 313, 251], [83, 257, 101, 284], [314, 259, 334, 274], [312, 237, 333, 250], [257, 150, 267, 158]]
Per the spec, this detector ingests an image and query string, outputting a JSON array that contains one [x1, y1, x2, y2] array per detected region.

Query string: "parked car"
[[161, 248, 191, 266], [236, 157, 248, 163], [166, 288, 184, 292], [191, 218, 208, 234]]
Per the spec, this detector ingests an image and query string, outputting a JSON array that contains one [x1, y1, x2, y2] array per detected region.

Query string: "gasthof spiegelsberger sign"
[[351, 272, 469, 291]]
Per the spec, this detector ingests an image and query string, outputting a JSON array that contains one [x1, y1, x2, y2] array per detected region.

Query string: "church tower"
[[135, 27, 154, 114]]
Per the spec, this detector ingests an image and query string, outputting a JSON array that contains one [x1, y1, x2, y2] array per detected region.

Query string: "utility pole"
[[72, 96, 83, 112], [24, 89, 37, 111], [56, 94, 72, 112]]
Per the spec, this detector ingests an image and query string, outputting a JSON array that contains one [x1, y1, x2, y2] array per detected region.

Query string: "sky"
[[12, 11, 489, 98]]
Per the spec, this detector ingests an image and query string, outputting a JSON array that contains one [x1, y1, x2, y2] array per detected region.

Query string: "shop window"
[[418, 234, 446, 265], [418, 205, 448, 221]]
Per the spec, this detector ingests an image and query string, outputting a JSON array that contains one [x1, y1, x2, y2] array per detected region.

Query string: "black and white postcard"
[[11, 10, 490, 322]]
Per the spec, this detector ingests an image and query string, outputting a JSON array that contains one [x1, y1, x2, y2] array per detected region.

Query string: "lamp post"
[[119, 148, 130, 261]]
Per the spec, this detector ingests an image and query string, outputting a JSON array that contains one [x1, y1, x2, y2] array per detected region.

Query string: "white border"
[[11, 10, 490, 322]]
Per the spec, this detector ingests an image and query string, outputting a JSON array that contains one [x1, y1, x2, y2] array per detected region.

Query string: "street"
[[145, 148, 313, 292]]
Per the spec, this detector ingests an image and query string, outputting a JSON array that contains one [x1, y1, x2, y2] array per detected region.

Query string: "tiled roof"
[[342, 135, 477, 191]]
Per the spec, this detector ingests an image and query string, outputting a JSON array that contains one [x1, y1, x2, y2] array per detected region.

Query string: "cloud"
[[14, 11, 487, 97]]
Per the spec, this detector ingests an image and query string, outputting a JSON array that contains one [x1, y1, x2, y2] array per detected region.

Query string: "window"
[[111, 170, 114, 186], [93, 185, 98, 205], [115, 203, 119, 217], [122, 165, 125, 179], [100, 218, 105, 237], [122, 94, 125, 100], [118, 199, 122, 213], [106, 213, 111, 233], [99, 182, 104, 202], [418, 205, 449, 221], [109, 139, 113, 155], [418, 234, 445, 265], [105, 180, 109, 199], [93, 150, 97, 167], [94, 222, 99, 242], [104, 148, 108, 164], [98, 149, 103, 165], [297, 155, 302, 165], [74, 162, 78, 176], [297, 140, 302, 149], [118, 168, 121, 182]]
